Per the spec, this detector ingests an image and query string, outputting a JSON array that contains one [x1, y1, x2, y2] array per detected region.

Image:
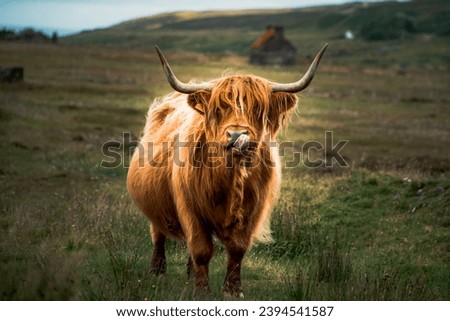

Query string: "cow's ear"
[[187, 90, 211, 115], [270, 92, 298, 113], [268, 93, 298, 132]]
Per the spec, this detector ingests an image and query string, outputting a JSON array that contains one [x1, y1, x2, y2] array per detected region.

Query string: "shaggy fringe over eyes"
[[202, 76, 298, 135], [209, 76, 272, 127]]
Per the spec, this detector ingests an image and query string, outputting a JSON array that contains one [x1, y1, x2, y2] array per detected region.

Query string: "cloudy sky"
[[0, 0, 391, 34]]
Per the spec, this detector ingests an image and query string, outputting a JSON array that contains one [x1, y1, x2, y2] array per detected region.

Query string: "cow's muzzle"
[[226, 130, 251, 152]]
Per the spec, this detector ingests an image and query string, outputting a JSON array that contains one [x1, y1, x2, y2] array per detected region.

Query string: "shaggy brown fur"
[[127, 75, 297, 297]]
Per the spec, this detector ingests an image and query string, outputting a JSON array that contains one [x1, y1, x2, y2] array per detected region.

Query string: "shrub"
[[360, 17, 416, 41]]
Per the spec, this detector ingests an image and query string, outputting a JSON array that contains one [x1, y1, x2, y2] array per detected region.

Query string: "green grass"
[[0, 40, 449, 300]]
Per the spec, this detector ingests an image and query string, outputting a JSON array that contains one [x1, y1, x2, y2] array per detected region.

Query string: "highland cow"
[[127, 44, 327, 297]]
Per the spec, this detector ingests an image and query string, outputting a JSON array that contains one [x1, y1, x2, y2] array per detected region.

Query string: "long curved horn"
[[155, 46, 212, 94], [270, 43, 328, 93]]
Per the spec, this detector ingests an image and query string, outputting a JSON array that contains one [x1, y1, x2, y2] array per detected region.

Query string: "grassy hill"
[[62, 0, 450, 67]]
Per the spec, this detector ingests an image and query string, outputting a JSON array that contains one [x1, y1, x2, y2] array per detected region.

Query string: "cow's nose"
[[226, 129, 248, 145]]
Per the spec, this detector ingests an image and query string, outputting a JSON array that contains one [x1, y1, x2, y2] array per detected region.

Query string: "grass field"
[[0, 34, 449, 300]]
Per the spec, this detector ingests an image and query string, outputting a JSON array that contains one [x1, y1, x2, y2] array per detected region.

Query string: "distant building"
[[249, 26, 297, 66], [345, 30, 354, 40]]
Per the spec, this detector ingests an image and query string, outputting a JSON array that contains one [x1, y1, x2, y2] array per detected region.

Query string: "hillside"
[[62, 0, 450, 67]]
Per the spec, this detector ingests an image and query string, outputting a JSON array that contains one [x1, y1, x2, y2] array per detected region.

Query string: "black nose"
[[226, 129, 248, 145]]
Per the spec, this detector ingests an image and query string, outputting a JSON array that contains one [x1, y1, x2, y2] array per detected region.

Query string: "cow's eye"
[[208, 109, 221, 124], [214, 109, 223, 121], [215, 112, 222, 124]]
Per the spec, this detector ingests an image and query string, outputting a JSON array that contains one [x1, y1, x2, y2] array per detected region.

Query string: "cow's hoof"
[[223, 290, 244, 299], [193, 285, 212, 299]]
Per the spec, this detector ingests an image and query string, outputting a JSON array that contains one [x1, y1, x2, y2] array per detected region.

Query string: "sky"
[[0, 0, 392, 35]]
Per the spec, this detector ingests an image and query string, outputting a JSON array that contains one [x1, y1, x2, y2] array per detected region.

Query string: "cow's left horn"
[[155, 46, 212, 94], [270, 43, 328, 93]]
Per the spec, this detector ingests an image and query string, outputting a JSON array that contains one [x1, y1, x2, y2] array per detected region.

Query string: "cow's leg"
[[149, 224, 166, 275], [222, 238, 249, 298], [176, 199, 214, 295], [188, 232, 214, 295], [186, 255, 195, 278], [181, 220, 214, 295]]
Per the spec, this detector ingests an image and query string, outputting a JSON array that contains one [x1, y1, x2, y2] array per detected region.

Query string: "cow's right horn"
[[155, 46, 212, 94], [270, 43, 328, 93]]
